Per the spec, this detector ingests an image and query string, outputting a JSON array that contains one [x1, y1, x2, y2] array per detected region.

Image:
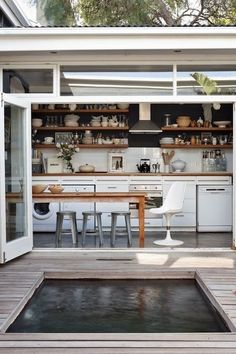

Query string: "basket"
[[48, 185, 64, 194], [176, 116, 191, 127], [32, 184, 47, 194]]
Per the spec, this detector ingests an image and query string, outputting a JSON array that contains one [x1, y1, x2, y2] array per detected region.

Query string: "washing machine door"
[[33, 203, 54, 220]]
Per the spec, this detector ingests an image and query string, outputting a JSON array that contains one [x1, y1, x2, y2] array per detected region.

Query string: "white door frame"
[[0, 93, 32, 263]]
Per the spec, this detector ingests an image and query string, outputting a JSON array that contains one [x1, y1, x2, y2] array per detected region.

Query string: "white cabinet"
[[163, 177, 196, 229], [96, 177, 129, 228]]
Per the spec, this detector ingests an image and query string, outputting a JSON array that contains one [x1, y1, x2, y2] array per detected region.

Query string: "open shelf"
[[161, 127, 233, 132], [160, 144, 232, 149], [32, 126, 129, 131], [32, 109, 129, 114], [34, 144, 128, 149]]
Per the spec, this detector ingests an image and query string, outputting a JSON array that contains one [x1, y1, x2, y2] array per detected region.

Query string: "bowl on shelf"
[[214, 121, 231, 128], [48, 185, 64, 194], [176, 116, 191, 127], [79, 164, 95, 173], [32, 118, 43, 128], [32, 184, 48, 194], [171, 159, 186, 172], [64, 121, 79, 127], [117, 103, 129, 109]]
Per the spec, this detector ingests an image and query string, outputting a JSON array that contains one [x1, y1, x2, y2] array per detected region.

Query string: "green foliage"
[[29, 0, 236, 27], [30, 0, 76, 26], [79, 0, 152, 26], [191, 72, 220, 95]]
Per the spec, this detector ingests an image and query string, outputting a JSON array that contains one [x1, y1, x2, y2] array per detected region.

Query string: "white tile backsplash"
[[42, 147, 233, 173]]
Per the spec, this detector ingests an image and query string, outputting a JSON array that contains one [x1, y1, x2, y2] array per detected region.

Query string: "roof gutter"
[[129, 103, 162, 134]]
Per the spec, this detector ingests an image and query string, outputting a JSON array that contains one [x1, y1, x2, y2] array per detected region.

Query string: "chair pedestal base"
[[153, 238, 183, 246]]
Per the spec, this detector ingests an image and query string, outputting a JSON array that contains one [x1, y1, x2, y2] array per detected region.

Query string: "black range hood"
[[129, 103, 162, 134]]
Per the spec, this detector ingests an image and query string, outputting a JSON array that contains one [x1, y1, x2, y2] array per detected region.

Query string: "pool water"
[[7, 279, 228, 333]]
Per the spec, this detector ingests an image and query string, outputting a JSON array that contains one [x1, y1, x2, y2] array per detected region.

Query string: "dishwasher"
[[197, 185, 232, 232]]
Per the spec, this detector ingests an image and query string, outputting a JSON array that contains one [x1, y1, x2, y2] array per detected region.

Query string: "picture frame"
[[55, 132, 73, 145], [108, 152, 125, 173]]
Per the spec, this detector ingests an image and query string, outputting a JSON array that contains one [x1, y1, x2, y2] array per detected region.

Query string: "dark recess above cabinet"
[[128, 103, 233, 147]]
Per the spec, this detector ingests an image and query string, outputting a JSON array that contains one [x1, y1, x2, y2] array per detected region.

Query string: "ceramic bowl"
[[32, 118, 43, 127], [79, 164, 95, 173], [176, 116, 191, 127], [32, 184, 47, 193], [117, 103, 129, 109], [171, 159, 186, 172], [48, 185, 64, 194]]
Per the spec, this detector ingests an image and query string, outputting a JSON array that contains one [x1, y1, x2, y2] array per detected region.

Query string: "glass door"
[[0, 94, 32, 263]]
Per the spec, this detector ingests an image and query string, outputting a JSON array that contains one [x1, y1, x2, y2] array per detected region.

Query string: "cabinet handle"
[[107, 186, 117, 189], [175, 214, 184, 217]]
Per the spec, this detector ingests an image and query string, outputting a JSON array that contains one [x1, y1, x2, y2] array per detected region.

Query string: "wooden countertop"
[[32, 172, 233, 177]]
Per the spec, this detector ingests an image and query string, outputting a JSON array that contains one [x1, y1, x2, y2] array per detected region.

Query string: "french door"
[[0, 94, 32, 263]]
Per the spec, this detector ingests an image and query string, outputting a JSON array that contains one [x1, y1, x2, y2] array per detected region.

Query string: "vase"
[[63, 161, 73, 173]]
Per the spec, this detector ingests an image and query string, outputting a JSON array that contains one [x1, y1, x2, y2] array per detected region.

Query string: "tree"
[[29, 0, 236, 26], [30, 0, 77, 26], [78, 0, 236, 26]]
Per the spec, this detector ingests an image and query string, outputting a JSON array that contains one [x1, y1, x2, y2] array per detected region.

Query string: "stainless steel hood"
[[129, 103, 162, 134]]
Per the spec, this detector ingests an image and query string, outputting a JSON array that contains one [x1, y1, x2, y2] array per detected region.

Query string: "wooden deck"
[[0, 250, 236, 352]]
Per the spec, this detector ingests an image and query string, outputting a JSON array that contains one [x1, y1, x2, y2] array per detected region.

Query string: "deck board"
[[0, 251, 236, 352]]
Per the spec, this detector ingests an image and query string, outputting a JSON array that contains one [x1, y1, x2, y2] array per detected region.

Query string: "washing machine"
[[33, 202, 59, 232]]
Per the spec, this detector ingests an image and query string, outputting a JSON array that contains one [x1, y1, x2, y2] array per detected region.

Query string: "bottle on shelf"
[[221, 151, 227, 171]]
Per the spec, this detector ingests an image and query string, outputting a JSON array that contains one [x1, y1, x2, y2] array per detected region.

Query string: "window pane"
[[177, 65, 236, 95], [3, 69, 53, 93], [60, 65, 173, 96], [5, 103, 27, 241]]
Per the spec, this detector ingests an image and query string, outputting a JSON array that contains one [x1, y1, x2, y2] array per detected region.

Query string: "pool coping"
[[0, 269, 236, 336]]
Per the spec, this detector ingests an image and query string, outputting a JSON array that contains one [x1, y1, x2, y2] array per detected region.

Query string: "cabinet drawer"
[[163, 212, 196, 227], [96, 184, 129, 193], [182, 199, 196, 213]]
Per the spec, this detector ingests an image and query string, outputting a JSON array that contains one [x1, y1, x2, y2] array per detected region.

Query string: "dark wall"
[[128, 103, 233, 147]]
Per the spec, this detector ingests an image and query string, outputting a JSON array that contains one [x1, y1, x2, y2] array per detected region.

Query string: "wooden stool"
[[81, 211, 103, 247], [55, 211, 78, 246], [111, 211, 132, 247]]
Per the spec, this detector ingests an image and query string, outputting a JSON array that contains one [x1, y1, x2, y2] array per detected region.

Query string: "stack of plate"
[[64, 114, 80, 127], [159, 137, 174, 145], [82, 130, 93, 144]]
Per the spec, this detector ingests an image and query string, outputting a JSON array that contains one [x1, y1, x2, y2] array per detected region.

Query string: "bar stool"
[[81, 211, 104, 247], [55, 211, 78, 247], [111, 211, 132, 247]]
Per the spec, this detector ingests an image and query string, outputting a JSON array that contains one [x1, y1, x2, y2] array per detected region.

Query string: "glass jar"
[[164, 114, 171, 127]]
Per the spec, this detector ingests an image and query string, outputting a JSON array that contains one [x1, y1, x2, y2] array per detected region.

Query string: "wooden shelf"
[[32, 109, 129, 113], [160, 144, 232, 149], [34, 144, 128, 149], [161, 127, 233, 132], [32, 126, 129, 131]]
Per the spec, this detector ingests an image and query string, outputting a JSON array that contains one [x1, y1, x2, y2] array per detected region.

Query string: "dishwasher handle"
[[198, 185, 232, 194]]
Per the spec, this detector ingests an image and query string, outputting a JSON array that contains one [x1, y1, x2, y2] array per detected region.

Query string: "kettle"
[[136, 159, 150, 173]]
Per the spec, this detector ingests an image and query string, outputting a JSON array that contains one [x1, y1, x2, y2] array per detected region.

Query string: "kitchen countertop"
[[33, 172, 233, 177]]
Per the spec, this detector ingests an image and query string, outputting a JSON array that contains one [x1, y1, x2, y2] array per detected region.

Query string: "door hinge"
[[1, 93, 3, 108], [3, 252, 6, 263]]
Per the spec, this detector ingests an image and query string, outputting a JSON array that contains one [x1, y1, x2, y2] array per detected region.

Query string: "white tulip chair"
[[150, 182, 186, 246]]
